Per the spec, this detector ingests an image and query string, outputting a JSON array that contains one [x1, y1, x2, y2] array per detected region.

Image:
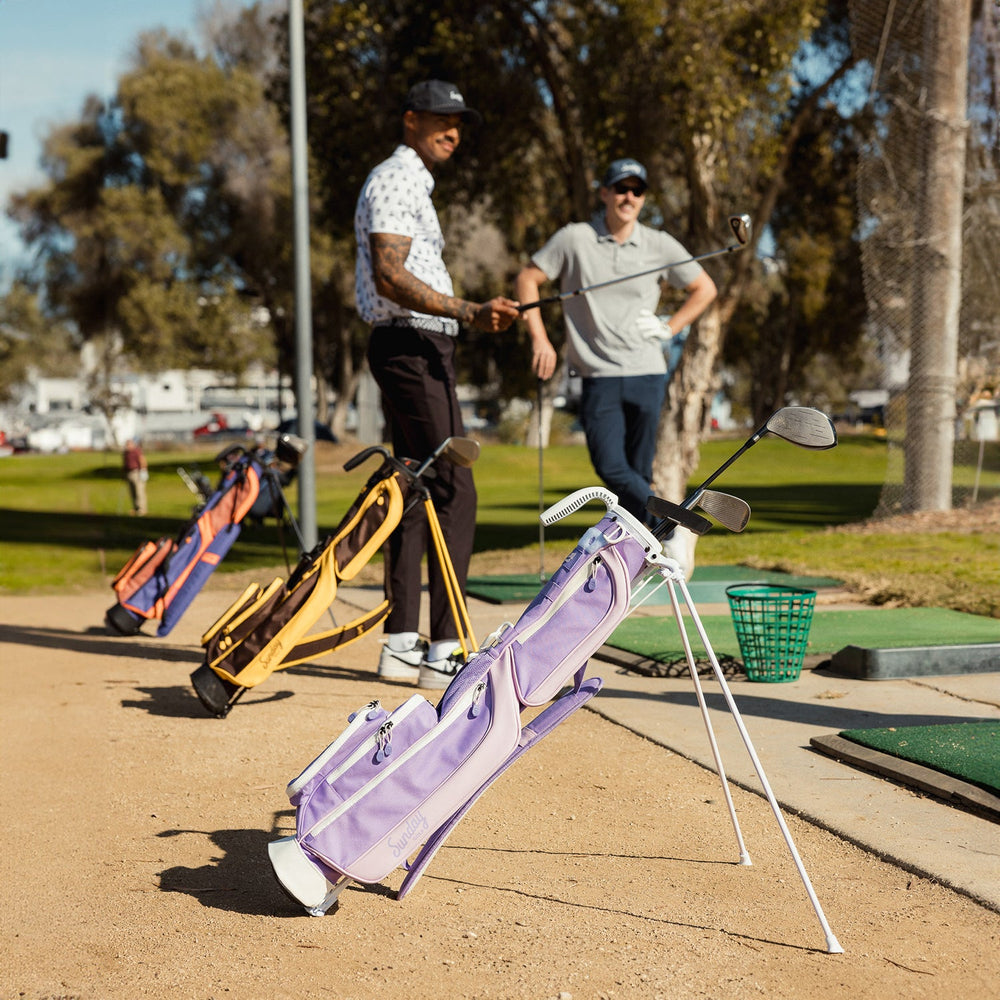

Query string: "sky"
[[0, 0, 254, 285]]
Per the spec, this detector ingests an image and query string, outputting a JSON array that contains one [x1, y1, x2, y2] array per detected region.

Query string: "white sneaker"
[[378, 638, 427, 681], [418, 649, 465, 689]]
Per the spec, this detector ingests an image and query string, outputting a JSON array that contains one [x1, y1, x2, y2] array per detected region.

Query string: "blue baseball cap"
[[602, 158, 648, 190]]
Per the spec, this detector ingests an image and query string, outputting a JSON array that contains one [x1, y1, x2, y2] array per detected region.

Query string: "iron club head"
[[729, 214, 751, 245], [441, 436, 481, 468], [695, 489, 751, 532]]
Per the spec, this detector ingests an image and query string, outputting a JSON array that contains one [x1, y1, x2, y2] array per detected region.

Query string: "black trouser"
[[367, 325, 476, 640]]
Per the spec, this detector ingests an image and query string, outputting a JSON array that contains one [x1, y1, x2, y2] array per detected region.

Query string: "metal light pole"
[[288, 0, 316, 548]]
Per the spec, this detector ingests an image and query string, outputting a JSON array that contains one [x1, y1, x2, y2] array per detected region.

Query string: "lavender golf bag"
[[268, 409, 845, 953], [191, 437, 479, 719], [105, 437, 303, 638], [267, 490, 660, 915]]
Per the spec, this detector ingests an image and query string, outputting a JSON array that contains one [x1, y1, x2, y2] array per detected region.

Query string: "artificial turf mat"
[[465, 565, 841, 605], [811, 722, 1000, 819], [465, 573, 549, 603], [838, 722, 1000, 794], [603, 607, 1000, 664]]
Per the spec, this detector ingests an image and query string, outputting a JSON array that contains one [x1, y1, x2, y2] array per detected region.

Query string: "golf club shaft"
[[537, 377, 545, 581], [651, 421, 770, 540], [517, 242, 743, 313], [686, 424, 769, 499]]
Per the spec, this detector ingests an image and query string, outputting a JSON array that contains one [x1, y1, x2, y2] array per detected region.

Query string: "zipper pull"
[[348, 699, 382, 723], [469, 680, 487, 718], [586, 557, 602, 591], [374, 721, 394, 763]]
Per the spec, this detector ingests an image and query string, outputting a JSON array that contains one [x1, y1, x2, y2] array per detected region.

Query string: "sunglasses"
[[612, 182, 646, 196]]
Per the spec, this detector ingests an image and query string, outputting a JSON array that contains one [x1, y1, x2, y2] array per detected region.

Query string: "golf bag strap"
[[279, 600, 391, 668], [396, 675, 604, 900]]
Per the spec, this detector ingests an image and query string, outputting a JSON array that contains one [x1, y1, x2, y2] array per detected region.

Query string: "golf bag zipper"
[[286, 699, 386, 799], [515, 545, 615, 647], [305, 679, 489, 840], [306, 695, 427, 803]]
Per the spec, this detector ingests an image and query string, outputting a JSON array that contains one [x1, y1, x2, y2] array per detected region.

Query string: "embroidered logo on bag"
[[388, 810, 430, 858]]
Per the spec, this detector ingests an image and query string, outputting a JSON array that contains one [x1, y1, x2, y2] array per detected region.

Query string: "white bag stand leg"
[[638, 556, 843, 954]]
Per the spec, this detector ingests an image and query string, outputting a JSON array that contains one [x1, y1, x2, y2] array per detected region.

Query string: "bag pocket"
[[287, 700, 389, 806], [506, 537, 636, 706], [299, 661, 521, 884], [111, 537, 175, 602]]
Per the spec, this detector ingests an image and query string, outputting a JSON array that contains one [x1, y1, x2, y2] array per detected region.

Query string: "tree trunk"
[[521, 13, 595, 218], [652, 305, 722, 501], [903, 0, 971, 512], [652, 52, 859, 504], [525, 395, 554, 449]]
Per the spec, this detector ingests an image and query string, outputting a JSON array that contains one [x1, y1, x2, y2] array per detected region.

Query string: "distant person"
[[516, 157, 717, 523], [123, 438, 148, 516], [354, 79, 519, 688]]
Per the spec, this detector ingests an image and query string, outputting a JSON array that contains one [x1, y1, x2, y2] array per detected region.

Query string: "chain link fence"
[[849, 0, 1000, 514]]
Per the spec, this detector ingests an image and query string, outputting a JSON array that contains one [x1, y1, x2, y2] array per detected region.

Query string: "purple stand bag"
[[268, 494, 659, 915]]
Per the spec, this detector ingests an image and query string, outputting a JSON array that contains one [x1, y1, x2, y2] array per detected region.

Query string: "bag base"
[[105, 603, 144, 636], [268, 836, 348, 916], [190, 663, 243, 718]]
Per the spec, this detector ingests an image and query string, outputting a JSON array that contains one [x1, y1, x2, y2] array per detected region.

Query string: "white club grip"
[[541, 487, 618, 525]]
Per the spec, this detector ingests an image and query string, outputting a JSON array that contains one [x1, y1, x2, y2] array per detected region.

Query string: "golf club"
[[649, 488, 751, 534], [537, 377, 546, 582], [695, 488, 751, 532], [650, 406, 837, 539], [517, 213, 752, 313]]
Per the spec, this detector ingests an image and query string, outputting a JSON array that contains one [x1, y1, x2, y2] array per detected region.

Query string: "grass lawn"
[[0, 431, 997, 617]]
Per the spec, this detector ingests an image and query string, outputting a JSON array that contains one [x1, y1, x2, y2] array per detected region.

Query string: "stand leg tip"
[[826, 936, 844, 954]]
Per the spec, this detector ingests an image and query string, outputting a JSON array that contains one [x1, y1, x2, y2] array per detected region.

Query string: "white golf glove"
[[635, 309, 672, 341]]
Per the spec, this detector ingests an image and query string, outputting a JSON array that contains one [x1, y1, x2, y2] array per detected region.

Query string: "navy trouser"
[[367, 326, 476, 640], [579, 373, 666, 522]]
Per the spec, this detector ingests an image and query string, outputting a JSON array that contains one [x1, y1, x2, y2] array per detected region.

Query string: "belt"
[[379, 316, 459, 337]]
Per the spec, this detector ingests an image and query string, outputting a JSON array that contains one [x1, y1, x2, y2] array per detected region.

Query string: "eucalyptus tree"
[[0, 280, 77, 403], [9, 35, 274, 377]]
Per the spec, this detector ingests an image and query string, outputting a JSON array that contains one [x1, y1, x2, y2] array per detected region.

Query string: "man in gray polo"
[[355, 79, 519, 688], [516, 157, 717, 522]]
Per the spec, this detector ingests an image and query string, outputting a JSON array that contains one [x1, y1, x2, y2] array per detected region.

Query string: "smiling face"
[[403, 110, 464, 170], [599, 179, 647, 233]]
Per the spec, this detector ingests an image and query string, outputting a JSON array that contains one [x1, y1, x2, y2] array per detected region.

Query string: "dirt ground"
[[3, 580, 999, 1000], [829, 495, 1000, 535]]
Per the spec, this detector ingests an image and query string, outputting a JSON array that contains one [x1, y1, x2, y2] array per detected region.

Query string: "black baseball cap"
[[602, 158, 648, 191], [403, 80, 482, 125]]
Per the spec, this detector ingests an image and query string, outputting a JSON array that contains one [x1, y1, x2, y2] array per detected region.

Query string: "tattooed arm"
[[371, 233, 519, 332]]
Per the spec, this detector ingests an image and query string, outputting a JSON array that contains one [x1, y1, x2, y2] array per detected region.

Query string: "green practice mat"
[[605, 607, 1000, 662], [465, 573, 549, 603], [465, 565, 841, 605], [838, 722, 1000, 795]]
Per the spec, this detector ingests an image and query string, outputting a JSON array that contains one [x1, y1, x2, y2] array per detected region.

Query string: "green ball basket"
[[725, 584, 817, 682]]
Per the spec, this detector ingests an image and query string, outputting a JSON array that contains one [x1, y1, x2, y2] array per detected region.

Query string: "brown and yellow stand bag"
[[190, 437, 479, 717]]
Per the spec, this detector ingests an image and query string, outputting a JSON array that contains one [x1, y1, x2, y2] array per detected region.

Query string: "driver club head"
[[729, 214, 751, 246], [765, 406, 837, 450]]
